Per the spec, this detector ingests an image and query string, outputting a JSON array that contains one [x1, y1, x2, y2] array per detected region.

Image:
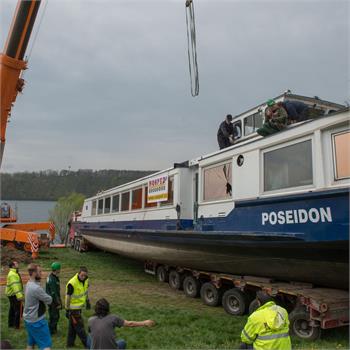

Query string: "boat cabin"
[[80, 93, 349, 235]]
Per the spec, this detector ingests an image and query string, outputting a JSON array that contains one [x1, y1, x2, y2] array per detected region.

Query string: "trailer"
[[144, 262, 349, 340]]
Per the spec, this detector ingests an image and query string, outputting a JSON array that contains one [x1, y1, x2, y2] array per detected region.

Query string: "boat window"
[[203, 162, 232, 201], [160, 176, 174, 206], [104, 197, 111, 214], [92, 200, 97, 216], [244, 111, 263, 136], [121, 192, 130, 211], [264, 140, 313, 192], [144, 186, 157, 208], [132, 188, 143, 210], [232, 120, 242, 141], [333, 131, 350, 180], [112, 194, 120, 212], [97, 199, 103, 215]]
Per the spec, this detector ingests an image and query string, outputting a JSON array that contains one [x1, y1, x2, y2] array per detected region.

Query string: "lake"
[[1, 200, 56, 223]]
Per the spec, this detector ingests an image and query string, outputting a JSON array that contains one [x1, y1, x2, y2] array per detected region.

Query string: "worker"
[[23, 263, 53, 350], [45, 262, 62, 335], [240, 291, 291, 350], [257, 101, 288, 137], [281, 100, 323, 123], [1, 202, 10, 218], [65, 266, 91, 348], [5, 260, 24, 329], [88, 298, 155, 349], [217, 114, 236, 149]]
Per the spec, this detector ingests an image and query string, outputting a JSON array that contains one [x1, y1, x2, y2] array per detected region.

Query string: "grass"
[[1, 248, 348, 349]]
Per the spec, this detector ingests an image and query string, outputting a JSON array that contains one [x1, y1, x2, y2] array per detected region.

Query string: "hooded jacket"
[[241, 301, 291, 350]]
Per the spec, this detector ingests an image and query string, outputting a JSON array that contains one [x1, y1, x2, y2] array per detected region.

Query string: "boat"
[[73, 92, 349, 290]]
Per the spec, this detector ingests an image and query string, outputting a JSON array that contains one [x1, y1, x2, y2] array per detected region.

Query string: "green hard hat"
[[267, 99, 276, 107], [51, 262, 61, 271]]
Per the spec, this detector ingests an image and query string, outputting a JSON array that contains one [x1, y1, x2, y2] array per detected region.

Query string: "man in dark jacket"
[[46, 262, 62, 335], [217, 114, 235, 149], [281, 100, 323, 123]]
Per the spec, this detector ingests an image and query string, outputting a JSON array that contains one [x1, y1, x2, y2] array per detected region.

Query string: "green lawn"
[[1, 248, 348, 349]]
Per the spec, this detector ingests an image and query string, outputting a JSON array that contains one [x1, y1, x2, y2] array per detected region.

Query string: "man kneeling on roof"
[[257, 100, 288, 137], [239, 291, 291, 350]]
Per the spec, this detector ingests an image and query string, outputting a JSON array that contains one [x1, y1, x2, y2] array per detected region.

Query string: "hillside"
[[1, 169, 156, 201]]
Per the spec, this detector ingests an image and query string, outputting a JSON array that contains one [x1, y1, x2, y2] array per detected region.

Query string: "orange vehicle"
[[0, 1, 55, 259], [1, 203, 55, 258], [0, 0, 41, 167]]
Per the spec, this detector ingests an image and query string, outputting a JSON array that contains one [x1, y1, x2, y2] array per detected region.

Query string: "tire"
[[168, 270, 184, 290], [183, 276, 200, 298], [289, 308, 321, 340], [75, 240, 80, 252], [200, 282, 222, 307], [156, 266, 169, 283], [5, 241, 16, 249], [249, 299, 260, 315], [222, 288, 248, 316]]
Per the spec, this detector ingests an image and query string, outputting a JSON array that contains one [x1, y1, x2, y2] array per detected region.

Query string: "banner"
[[147, 175, 168, 203]]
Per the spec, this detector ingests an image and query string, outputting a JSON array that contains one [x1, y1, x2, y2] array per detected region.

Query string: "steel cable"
[[185, 0, 199, 97]]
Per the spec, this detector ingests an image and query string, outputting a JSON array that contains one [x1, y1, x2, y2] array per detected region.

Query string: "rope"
[[21, 0, 48, 79], [185, 0, 199, 97]]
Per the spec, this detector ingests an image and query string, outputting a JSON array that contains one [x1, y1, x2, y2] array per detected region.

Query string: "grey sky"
[[1, 0, 349, 172]]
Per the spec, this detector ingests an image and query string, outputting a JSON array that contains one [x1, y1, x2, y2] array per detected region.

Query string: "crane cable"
[[21, 0, 48, 79], [185, 0, 199, 97]]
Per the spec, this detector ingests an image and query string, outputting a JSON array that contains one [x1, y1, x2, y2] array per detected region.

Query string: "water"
[[1, 200, 56, 223]]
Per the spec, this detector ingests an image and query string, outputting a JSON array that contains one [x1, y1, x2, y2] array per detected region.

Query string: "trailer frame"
[[144, 261, 349, 340]]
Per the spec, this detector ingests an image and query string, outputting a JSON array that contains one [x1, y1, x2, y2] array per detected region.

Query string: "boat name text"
[[262, 207, 332, 225]]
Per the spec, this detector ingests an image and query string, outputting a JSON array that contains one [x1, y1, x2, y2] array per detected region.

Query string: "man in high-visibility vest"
[[65, 266, 91, 348], [240, 291, 292, 350], [5, 260, 24, 329]]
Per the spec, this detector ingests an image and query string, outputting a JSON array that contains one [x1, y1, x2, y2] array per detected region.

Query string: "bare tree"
[[49, 193, 85, 244]]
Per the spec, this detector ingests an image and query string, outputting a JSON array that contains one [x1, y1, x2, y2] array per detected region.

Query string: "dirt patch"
[[0, 246, 32, 267]]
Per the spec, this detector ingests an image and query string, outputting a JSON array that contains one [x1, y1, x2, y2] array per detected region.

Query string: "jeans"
[[66, 310, 87, 348], [87, 335, 126, 349]]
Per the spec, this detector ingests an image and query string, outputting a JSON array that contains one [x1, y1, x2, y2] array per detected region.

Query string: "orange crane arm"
[[3, 221, 55, 242], [0, 227, 39, 258], [0, 0, 41, 166]]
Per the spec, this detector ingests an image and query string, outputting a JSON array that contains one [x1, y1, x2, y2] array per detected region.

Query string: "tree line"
[[1, 169, 156, 201]]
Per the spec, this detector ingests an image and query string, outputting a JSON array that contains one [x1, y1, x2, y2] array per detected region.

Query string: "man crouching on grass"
[[87, 298, 155, 349]]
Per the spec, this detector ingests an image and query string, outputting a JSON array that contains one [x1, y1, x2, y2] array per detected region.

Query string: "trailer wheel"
[[168, 270, 184, 290], [200, 282, 222, 306], [222, 288, 248, 316], [289, 309, 321, 340], [183, 276, 200, 298], [75, 240, 80, 252], [156, 266, 169, 283]]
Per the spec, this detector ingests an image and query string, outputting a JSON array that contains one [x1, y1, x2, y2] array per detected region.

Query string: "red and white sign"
[[147, 175, 168, 203]]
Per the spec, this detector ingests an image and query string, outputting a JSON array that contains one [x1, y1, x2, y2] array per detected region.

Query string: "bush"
[[49, 192, 85, 243]]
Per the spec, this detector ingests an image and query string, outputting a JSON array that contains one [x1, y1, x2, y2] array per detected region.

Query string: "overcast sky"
[[1, 0, 348, 173]]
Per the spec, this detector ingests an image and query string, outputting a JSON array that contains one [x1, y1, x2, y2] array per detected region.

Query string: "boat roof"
[[232, 91, 345, 121], [190, 106, 349, 165], [87, 94, 348, 200]]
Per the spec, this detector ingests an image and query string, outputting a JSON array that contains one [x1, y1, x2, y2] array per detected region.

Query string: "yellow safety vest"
[[5, 268, 24, 300], [65, 273, 89, 310], [241, 301, 291, 350]]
